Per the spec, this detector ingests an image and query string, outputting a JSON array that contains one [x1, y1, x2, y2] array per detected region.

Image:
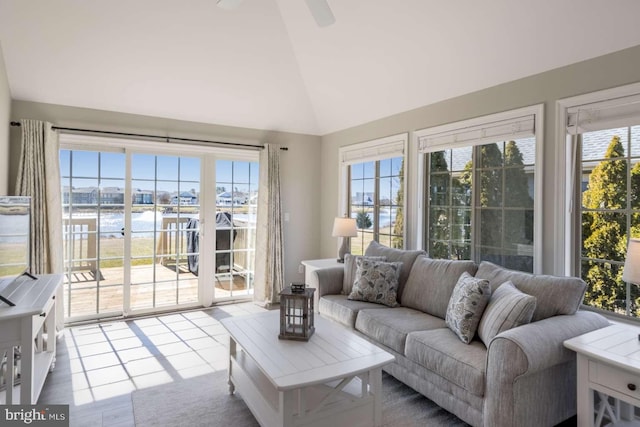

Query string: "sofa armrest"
[[484, 310, 610, 427], [314, 266, 344, 297]]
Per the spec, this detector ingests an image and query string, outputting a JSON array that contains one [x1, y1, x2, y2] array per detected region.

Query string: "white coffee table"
[[220, 311, 394, 427]]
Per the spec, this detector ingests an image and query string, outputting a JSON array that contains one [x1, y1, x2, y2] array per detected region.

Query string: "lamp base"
[[337, 237, 350, 263]]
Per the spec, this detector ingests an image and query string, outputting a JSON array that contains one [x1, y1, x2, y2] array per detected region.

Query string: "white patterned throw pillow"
[[348, 258, 402, 307], [445, 272, 491, 344]]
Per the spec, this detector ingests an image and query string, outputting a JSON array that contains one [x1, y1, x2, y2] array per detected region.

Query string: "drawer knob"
[[628, 383, 637, 391]]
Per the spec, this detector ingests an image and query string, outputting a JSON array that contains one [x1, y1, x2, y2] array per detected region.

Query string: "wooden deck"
[[64, 263, 251, 319]]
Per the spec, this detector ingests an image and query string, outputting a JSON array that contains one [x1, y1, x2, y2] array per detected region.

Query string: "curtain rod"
[[9, 121, 288, 151]]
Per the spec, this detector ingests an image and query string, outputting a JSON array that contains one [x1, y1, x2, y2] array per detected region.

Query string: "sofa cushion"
[[364, 241, 426, 303], [355, 307, 446, 354], [475, 261, 586, 322], [318, 295, 388, 328], [405, 328, 487, 397], [445, 272, 491, 344], [401, 256, 478, 319], [478, 281, 537, 347], [348, 258, 401, 307], [342, 254, 386, 295]]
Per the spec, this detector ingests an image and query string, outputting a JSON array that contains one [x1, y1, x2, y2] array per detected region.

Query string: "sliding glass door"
[[128, 154, 201, 312], [60, 137, 259, 322], [214, 159, 258, 299], [61, 149, 127, 318]]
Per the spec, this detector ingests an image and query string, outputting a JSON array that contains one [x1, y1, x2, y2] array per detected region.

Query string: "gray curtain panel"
[[254, 143, 284, 307], [15, 119, 64, 329]]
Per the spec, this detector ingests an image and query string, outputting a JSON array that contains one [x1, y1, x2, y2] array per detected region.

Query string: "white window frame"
[[338, 133, 408, 250], [555, 82, 640, 277], [414, 104, 544, 273]]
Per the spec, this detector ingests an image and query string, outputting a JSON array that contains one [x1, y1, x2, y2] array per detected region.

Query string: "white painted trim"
[[412, 131, 425, 250], [414, 105, 538, 152], [532, 104, 544, 274], [415, 104, 543, 273], [338, 133, 406, 165], [555, 81, 640, 276]]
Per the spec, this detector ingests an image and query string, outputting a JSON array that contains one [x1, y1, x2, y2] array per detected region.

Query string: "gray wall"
[[0, 43, 10, 195], [319, 44, 640, 275], [10, 101, 322, 286]]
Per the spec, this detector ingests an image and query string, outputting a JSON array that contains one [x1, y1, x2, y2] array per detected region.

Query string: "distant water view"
[[0, 213, 29, 242], [352, 208, 398, 229], [65, 211, 255, 238]]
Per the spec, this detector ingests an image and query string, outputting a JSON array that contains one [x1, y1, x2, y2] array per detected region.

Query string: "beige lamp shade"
[[332, 217, 357, 237], [623, 238, 640, 284]]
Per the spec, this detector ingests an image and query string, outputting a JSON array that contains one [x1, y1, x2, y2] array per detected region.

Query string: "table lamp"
[[332, 216, 358, 263], [623, 238, 640, 287]]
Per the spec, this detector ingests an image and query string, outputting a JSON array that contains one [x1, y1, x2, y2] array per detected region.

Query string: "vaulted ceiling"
[[2, 0, 640, 136]]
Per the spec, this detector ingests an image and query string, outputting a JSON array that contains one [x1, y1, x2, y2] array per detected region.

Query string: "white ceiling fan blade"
[[216, 0, 244, 10], [305, 0, 335, 27]]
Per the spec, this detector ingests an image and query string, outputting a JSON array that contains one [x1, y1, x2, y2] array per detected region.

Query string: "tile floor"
[[37, 301, 267, 427]]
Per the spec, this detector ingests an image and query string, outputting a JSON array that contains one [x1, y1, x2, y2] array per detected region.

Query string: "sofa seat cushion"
[[475, 261, 586, 322], [405, 328, 487, 397], [355, 307, 446, 354], [318, 295, 388, 328]]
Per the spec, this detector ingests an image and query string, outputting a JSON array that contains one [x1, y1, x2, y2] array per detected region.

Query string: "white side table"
[[301, 259, 342, 312], [564, 324, 640, 427]]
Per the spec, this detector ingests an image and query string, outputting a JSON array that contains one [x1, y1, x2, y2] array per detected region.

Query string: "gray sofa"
[[315, 242, 610, 427]]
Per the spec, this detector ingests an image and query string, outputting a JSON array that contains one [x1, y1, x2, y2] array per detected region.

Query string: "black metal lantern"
[[279, 284, 315, 341]]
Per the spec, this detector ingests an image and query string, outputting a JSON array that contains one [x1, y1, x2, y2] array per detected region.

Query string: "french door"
[[60, 137, 258, 322]]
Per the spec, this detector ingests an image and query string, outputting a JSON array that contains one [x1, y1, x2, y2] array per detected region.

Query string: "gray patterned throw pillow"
[[445, 272, 491, 344], [342, 254, 386, 295], [348, 258, 402, 307]]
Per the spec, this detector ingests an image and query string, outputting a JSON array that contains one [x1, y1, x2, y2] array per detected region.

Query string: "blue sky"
[[60, 151, 258, 194]]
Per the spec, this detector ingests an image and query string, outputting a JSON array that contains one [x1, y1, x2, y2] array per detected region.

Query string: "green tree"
[[503, 141, 534, 248], [429, 151, 453, 259], [356, 210, 372, 229], [392, 160, 404, 249], [582, 135, 629, 313], [462, 143, 503, 251]]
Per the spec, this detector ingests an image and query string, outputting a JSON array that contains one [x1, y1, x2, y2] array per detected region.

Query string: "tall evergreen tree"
[[504, 141, 534, 250], [465, 143, 503, 252], [429, 151, 453, 258], [392, 160, 404, 249], [582, 135, 628, 313]]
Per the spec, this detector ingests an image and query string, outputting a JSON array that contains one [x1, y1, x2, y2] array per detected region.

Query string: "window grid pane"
[[580, 126, 640, 317], [348, 157, 404, 252], [426, 139, 535, 272]]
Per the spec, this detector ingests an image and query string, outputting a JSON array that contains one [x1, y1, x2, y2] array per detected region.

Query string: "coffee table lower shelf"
[[228, 346, 381, 427]]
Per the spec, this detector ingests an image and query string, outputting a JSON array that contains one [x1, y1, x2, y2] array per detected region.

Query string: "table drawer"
[[32, 295, 55, 336], [589, 360, 640, 400]]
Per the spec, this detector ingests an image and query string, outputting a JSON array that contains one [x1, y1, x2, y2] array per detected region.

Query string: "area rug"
[[132, 370, 468, 427]]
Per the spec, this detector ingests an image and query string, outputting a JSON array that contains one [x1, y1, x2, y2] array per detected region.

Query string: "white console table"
[[301, 259, 342, 312], [0, 273, 62, 404]]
